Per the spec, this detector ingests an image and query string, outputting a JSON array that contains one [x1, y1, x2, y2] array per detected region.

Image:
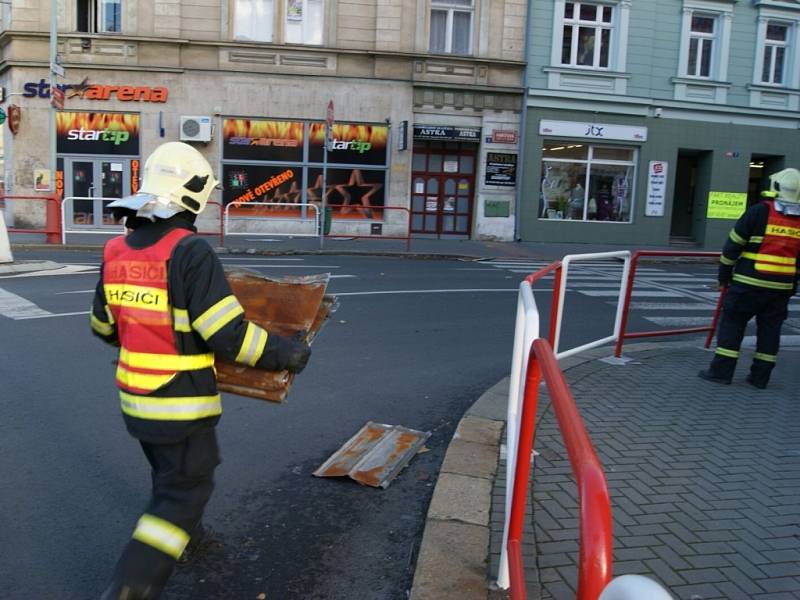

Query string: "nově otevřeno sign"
[[645, 161, 668, 217]]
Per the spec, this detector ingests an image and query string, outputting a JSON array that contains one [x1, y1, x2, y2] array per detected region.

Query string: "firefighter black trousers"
[[709, 283, 790, 385], [102, 426, 220, 600]]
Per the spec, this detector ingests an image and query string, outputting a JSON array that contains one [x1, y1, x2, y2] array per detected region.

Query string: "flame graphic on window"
[[309, 123, 388, 148], [223, 119, 305, 143], [56, 112, 139, 136]]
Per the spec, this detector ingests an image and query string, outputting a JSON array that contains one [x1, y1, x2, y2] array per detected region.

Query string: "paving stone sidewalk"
[[412, 339, 800, 600]]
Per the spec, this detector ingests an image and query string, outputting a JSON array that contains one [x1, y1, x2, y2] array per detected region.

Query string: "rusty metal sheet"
[[314, 422, 431, 488], [216, 269, 337, 403]]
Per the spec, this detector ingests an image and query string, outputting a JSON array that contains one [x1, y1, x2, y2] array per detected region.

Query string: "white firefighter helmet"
[[768, 168, 800, 205], [108, 142, 219, 220]]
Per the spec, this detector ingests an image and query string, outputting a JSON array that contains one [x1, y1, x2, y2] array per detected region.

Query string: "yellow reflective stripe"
[[715, 347, 739, 359], [91, 314, 114, 336], [729, 229, 747, 245], [732, 273, 794, 290], [119, 348, 214, 371], [741, 252, 796, 265], [720, 256, 736, 266], [235, 322, 269, 367], [132, 514, 190, 559], [117, 365, 176, 391], [192, 295, 244, 340], [173, 308, 192, 332], [755, 263, 796, 274], [104, 284, 168, 312], [749, 236, 764, 243], [104, 304, 116, 325], [119, 391, 222, 421], [754, 352, 777, 363]]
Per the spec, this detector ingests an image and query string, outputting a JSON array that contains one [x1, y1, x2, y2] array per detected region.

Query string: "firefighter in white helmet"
[[92, 142, 311, 599], [699, 167, 800, 389]]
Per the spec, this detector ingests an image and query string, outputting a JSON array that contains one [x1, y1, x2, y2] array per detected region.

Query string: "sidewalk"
[[410, 338, 800, 600]]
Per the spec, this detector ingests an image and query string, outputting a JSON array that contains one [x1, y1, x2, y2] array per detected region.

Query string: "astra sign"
[[23, 79, 168, 103]]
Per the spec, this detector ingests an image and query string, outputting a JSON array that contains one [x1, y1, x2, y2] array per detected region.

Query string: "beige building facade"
[[0, 0, 526, 241]]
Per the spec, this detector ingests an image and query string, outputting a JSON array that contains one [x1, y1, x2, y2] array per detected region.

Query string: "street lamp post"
[[49, 0, 57, 193]]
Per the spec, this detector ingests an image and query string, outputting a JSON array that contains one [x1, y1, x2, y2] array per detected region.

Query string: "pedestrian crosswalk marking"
[[580, 290, 683, 297], [0, 287, 52, 319]]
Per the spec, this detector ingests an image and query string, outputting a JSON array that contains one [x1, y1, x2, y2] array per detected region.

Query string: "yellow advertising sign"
[[707, 192, 747, 220]]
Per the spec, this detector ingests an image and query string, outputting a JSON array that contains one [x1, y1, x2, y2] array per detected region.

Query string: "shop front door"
[[411, 143, 475, 236], [64, 158, 132, 228]]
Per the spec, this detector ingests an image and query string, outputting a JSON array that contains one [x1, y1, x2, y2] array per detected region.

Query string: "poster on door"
[[56, 112, 140, 155], [645, 161, 668, 217]]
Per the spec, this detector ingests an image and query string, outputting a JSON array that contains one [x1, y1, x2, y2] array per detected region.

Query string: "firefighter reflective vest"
[[103, 228, 222, 421], [729, 201, 800, 291]]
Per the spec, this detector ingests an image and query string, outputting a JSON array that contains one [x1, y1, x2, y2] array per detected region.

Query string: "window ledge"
[[543, 66, 631, 79], [671, 76, 732, 88], [747, 82, 800, 94], [754, 0, 800, 13]]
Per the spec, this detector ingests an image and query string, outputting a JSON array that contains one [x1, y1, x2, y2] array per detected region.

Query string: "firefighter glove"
[[268, 333, 312, 374]]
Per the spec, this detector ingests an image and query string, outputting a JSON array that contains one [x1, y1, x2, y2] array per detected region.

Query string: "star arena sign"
[[23, 79, 168, 103]]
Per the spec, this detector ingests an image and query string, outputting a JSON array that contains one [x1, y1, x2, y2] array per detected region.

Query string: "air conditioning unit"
[[180, 116, 213, 142]]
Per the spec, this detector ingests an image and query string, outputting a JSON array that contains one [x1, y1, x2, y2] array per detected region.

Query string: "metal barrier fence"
[[61, 196, 125, 244], [508, 338, 613, 600], [613, 250, 723, 358], [324, 205, 412, 252], [1, 195, 62, 244], [224, 202, 321, 241]]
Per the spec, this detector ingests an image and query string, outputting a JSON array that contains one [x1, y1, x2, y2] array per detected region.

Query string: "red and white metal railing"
[[613, 250, 724, 358]]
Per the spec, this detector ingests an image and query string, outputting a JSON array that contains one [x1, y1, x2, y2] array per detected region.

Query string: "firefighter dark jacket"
[[91, 213, 287, 444], [719, 199, 800, 296]]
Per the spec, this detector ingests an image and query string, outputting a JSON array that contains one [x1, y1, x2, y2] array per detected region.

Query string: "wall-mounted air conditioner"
[[180, 116, 213, 142]]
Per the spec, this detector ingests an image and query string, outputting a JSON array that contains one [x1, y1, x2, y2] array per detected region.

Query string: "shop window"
[[429, 0, 474, 55], [286, 0, 324, 45], [559, 2, 613, 68], [233, 0, 274, 42], [539, 141, 635, 223], [77, 0, 121, 33]]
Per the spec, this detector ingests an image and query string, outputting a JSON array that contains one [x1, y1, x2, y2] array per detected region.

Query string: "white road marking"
[[56, 289, 95, 295], [580, 290, 683, 298], [0, 287, 52, 319], [219, 257, 304, 261], [644, 316, 717, 326], [624, 302, 715, 311], [334, 288, 517, 296], [219, 264, 341, 268], [1, 265, 99, 279], [15, 310, 89, 320]]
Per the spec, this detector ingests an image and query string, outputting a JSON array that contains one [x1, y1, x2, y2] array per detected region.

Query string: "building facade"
[[0, 0, 526, 241], [521, 0, 800, 248]]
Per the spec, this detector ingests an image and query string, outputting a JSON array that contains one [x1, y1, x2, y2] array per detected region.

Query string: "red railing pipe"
[[524, 262, 563, 347], [1, 195, 62, 243], [614, 250, 722, 357], [507, 338, 613, 600]]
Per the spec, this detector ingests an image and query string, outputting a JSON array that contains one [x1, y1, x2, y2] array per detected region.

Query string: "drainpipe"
[[512, 0, 534, 241]]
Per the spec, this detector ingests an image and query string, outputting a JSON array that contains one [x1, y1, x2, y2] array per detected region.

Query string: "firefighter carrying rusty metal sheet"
[[699, 168, 800, 389], [91, 142, 311, 599]]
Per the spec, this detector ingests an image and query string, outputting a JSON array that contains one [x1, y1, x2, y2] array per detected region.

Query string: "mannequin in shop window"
[[568, 182, 584, 219], [595, 183, 614, 221]]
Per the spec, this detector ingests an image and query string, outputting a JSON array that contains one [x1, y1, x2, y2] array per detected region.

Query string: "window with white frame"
[[233, 0, 274, 42], [761, 21, 790, 84], [560, 2, 614, 68], [77, 0, 122, 33], [539, 141, 636, 223], [686, 13, 716, 77], [429, 0, 474, 55], [285, 0, 324, 45]]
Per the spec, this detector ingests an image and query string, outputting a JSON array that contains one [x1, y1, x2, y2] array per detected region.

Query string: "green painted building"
[[519, 0, 800, 247]]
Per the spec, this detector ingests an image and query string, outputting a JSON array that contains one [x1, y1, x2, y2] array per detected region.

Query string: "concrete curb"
[[408, 339, 716, 600], [0, 260, 64, 275]]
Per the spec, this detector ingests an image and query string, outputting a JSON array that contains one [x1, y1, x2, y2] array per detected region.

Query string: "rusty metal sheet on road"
[[216, 269, 337, 403], [314, 422, 431, 489]]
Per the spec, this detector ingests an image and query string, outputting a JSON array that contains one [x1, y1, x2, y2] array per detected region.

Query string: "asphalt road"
[[0, 249, 728, 599]]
